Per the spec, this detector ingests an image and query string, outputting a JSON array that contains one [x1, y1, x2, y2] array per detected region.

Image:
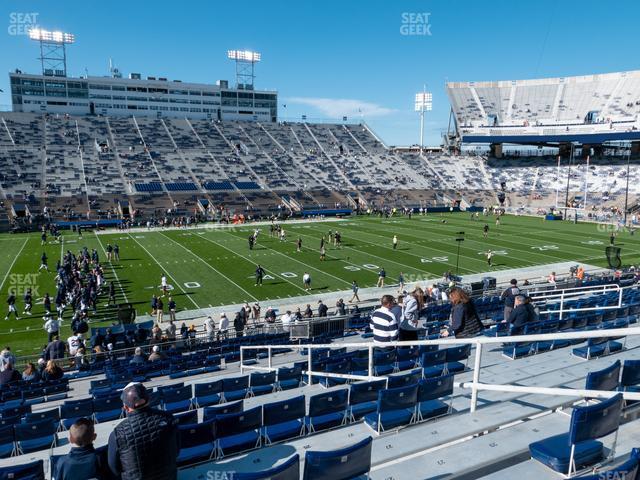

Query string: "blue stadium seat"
[[234, 453, 299, 480], [373, 350, 396, 376], [162, 387, 192, 414], [14, 419, 58, 454], [23, 408, 60, 424], [174, 410, 198, 426], [216, 406, 262, 457], [387, 369, 422, 389], [576, 448, 639, 480], [203, 401, 244, 422], [305, 389, 349, 434], [417, 374, 454, 422], [395, 346, 419, 371], [277, 366, 302, 391], [262, 395, 306, 444], [621, 360, 640, 392], [303, 436, 373, 480], [529, 393, 624, 476], [0, 459, 44, 480], [60, 399, 93, 430], [443, 344, 471, 373], [177, 419, 216, 466], [249, 371, 276, 397], [421, 350, 447, 378], [364, 384, 418, 434], [348, 379, 387, 422], [0, 425, 14, 458], [222, 376, 250, 402], [193, 380, 223, 408], [93, 394, 123, 423], [585, 360, 621, 393]]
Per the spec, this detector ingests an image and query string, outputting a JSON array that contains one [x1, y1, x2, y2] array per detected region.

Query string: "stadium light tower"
[[28, 28, 75, 77], [415, 87, 433, 151], [227, 50, 261, 89]]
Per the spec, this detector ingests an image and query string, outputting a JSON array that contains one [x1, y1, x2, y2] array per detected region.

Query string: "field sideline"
[[0, 212, 635, 355]]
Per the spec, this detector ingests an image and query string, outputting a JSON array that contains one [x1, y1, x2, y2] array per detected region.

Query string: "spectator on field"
[[0, 361, 21, 385], [22, 362, 40, 382], [500, 279, 520, 322], [44, 335, 66, 361], [0, 346, 16, 373], [400, 288, 424, 341], [108, 382, 179, 480], [148, 345, 165, 362], [443, 288, 483, 338], [156, 297, 164, 323], [55, 418, 107, 480], [41, 360, 64, 381], [507, 295, 538, 328], [129, 347, 146, 365], [317, 300, 328, 317], [371, 295, 399, 345], [44, 315, 61, 343]]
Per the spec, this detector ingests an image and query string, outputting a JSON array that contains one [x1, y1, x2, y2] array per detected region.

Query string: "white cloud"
[[285, 97, 396, 118]]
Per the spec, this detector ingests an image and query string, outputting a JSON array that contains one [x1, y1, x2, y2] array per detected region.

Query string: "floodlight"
[[227, 50, 261, 62], [28, 28, 75, 44]]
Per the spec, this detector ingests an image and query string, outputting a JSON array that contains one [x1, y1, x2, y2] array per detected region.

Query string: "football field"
[[0, 212, 636, 355]]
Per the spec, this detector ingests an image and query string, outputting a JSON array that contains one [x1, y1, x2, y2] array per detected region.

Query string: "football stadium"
[[0, 2, 640, 479]]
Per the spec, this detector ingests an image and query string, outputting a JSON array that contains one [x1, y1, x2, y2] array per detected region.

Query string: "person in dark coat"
[[507, 295, 538, 328], [108, 382, 179, 480], [54, 418, 108, 480], [317, 300, 328, 317], [234, 311, 245, 337], [44, 335, 66, 361], [444, 288, 484, 338], [0, 362, 21, 385]]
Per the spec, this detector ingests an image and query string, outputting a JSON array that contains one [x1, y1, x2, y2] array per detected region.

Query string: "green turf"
[[0, 213, 635, 356]]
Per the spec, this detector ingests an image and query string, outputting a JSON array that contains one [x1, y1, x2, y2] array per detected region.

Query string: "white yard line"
[[157, 231, 259, 303], [195, 233, 309, 295], [94, 233, 129, 303], [0, 238, 28, 292], [220, 230, 355, 287], [126, 233, 201, 309]]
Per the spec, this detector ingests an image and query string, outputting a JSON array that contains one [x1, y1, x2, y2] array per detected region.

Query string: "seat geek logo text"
[[400, 12, 432, 36]]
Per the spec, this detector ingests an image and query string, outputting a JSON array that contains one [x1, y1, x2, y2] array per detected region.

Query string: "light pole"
[[455, 231, 465, 276], [624, 147, 632, 225], [415, 87, 432, 152]]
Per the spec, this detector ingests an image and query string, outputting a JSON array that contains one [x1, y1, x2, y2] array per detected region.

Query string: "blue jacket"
[[54, 445, 106, 480]]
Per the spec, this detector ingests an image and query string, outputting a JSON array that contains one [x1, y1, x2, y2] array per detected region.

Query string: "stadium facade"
[[9, 71, 278, 122], [446, 70, 640, 148]]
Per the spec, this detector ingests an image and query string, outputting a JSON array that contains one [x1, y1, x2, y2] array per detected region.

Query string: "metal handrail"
[[529, 283, 623, 319], [240, 326, 640, 413]]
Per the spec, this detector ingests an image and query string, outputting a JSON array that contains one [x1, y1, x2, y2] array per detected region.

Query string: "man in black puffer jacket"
[[108, 382, 180, 480]]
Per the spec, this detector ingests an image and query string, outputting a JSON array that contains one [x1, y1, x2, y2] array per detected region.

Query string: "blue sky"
[[1, 0, 639, 146]]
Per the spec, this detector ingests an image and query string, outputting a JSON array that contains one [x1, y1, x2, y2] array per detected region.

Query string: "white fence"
[[241, 327, 640, 413]]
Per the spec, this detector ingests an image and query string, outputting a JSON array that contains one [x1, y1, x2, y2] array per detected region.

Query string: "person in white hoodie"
[[0, 347, 16, 373]]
